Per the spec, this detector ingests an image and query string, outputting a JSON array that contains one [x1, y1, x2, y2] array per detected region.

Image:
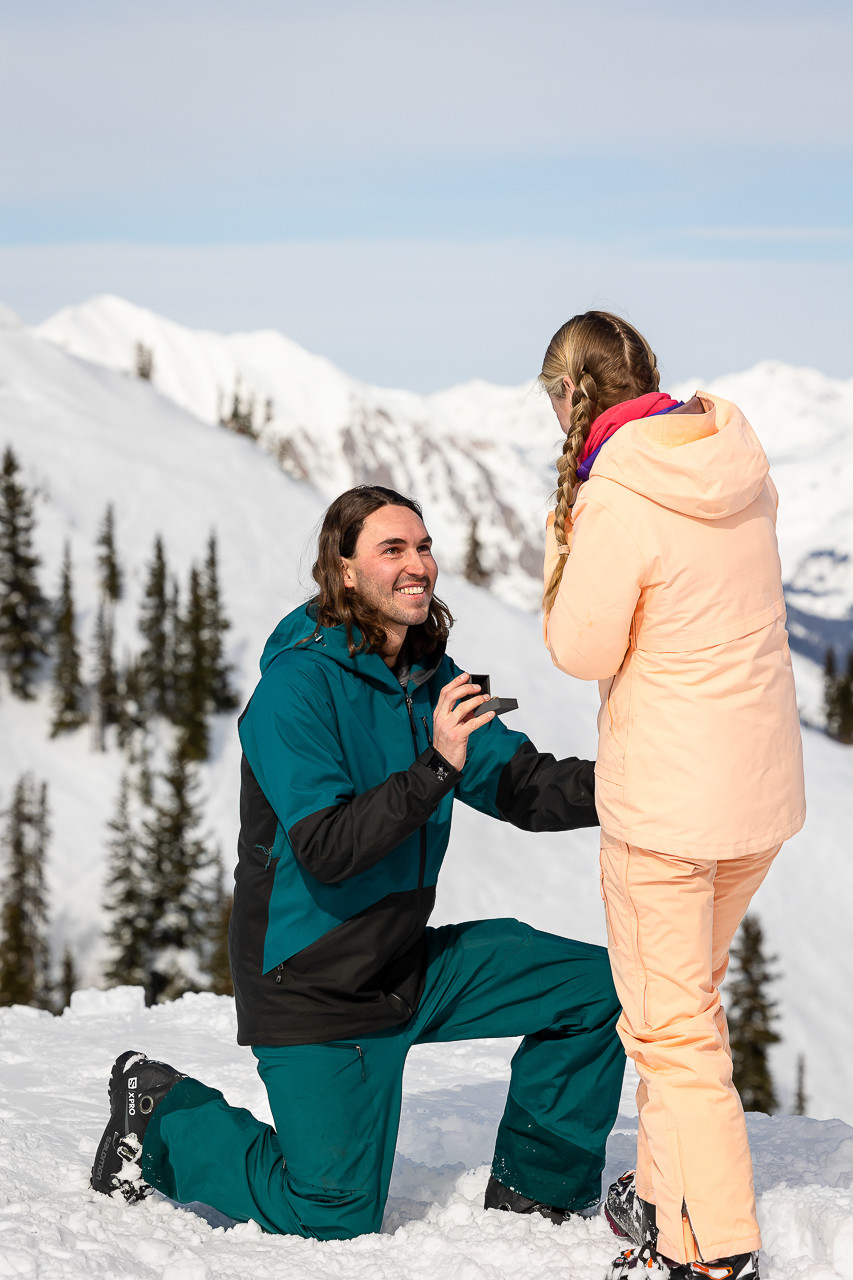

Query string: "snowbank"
[[0, 990, 851, 1280]]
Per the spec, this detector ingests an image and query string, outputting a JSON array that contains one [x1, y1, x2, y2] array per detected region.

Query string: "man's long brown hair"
[[307, 486, 453, 659]]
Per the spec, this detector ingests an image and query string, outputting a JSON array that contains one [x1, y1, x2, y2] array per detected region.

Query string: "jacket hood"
[[589, 394, 769, 520], [260, 603, 444, 689], [260, 604, 324, 673]]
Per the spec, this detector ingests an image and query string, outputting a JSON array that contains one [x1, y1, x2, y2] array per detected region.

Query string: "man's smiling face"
[[341, 505, 438, 637]]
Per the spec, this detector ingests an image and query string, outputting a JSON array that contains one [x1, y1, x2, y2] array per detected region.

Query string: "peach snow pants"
[[599, 834, 781, 1264]]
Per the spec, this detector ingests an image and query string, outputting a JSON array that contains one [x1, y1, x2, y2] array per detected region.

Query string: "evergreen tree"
[[174, 565, 210, 762], [134, 342, 154, 380], [58, 945, 78, 1012], [219, 379, 258, 438], [793, 1054, 808, 1116], [166, 575, 181, 718], [727, 914, 780, 1114], [92, 598, 120, 751], [0, 775, 52, 1009], [203, 533, 238, 714], [115, 654, 147, 751], [825, 646, 853, 743], [463, 519, 490, 587], [139, 750, 220, 1004], [103, 773, 149, 989], [138, 536, 172, 718], [96, 504, 123, 603], [208, 890, 234, 997], [205, 848, 233, 997], [50, 541, 87, 737], [0, 446, 50, 698]]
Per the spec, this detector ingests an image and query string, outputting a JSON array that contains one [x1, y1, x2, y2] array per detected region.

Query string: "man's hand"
[[432, 673, 495, 772]]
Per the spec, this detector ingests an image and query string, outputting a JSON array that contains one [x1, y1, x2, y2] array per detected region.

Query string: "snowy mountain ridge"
[[37, 294, 558, 609], [36, 294, 853, 670]]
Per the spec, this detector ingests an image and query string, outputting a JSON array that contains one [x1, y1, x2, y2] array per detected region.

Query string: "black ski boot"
[[484, 1174, 574, 1226], [605, 1169, 646, 1244], [91, 1049, 185, 1202]]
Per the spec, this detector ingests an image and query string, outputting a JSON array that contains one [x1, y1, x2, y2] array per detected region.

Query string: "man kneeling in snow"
[[92, 485, 623, 1239]]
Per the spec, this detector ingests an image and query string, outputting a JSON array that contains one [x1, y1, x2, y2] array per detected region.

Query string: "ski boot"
[[605, 1168, 646, 1244], [484, 1174, 575, 1225], [604, 1174, 759, 1280], [91, 1049, 185, 1202], [608, 1246, 759, 1280]]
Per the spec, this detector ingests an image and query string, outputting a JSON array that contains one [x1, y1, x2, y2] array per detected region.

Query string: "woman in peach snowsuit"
[[540, 312, 805, 1280]]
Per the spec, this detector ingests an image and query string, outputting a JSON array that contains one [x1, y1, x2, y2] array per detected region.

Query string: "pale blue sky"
[[0, 0, 850, 388]]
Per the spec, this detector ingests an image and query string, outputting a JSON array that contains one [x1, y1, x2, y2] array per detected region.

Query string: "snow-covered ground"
[[2, 986, 853, 1280]]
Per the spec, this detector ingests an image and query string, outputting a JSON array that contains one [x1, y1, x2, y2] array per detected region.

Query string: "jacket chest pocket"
[[596, 655, 634, 781]]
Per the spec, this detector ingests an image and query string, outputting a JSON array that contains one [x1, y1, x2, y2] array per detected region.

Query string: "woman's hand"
[[431, 672, 495, 772]]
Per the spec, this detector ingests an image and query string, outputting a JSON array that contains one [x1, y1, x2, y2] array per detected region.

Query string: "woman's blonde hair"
[[541, 310, 660, 613]]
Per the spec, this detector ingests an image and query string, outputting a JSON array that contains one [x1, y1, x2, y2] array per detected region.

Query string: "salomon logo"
[[128, 1077, 137, 1089]]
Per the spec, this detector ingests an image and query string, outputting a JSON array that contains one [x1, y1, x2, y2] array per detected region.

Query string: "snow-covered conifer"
[[0, 446, 50, 699], [174, 564, 210, 762], [134, 341, 154, 380], [204, 848, 233, 997], [463, 518, 490, 587], [139, 750, 220, 1004], [793, 1054, 807, 1116], [58, 945, 78, 1013], [50, 541, 87, 737], [103, 773, 149, 990], [728, 913, 780, 1114], [138, 535, 171, 719], [115, 654, 147, 751], [219, 378, 257, 438], [96, 504, 123, 603], [208, 891, 234, 997], [203, 532, 238, 714], [0, 775, 52, 1010], [92, 598, 119, 751]]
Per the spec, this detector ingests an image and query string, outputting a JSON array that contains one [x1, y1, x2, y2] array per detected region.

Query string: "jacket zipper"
[[405, 692, 427, 893]]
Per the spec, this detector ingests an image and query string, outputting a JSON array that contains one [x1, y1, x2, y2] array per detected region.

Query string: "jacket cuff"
[[416, 747, 462, 793]]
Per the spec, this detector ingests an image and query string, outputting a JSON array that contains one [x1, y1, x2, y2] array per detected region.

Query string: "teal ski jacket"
[[230, 604, 598, 1045]]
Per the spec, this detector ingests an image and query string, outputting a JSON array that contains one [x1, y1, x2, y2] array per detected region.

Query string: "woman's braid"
[[539, 310, 660, 615], [545, 371, 598, 613]]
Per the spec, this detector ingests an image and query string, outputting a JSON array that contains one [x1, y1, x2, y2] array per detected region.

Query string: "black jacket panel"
[[496, 742, 598, 832], [288, 748, 460, 884], [232, 879, 434, 1046]]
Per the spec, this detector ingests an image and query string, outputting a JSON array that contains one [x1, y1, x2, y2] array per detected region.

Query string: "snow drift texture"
[[2, 988, 853, 1280], [0, 299, 851, 1278]]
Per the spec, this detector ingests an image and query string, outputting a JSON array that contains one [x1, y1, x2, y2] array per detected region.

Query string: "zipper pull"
[[421, 715, 432, 746], [355, 1045, 365, 1081]]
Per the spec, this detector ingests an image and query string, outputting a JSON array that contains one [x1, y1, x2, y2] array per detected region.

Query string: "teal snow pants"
[[141, 918, 624, 1240]]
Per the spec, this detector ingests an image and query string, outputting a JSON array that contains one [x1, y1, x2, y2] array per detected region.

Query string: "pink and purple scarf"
[[576, 392, 683, 482]]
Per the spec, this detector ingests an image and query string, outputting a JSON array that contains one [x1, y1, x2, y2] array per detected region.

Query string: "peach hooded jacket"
[[544, 394, 805, 859]]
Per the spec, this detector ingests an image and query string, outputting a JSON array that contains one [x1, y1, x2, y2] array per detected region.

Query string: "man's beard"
[[352, 574, 433, 628]]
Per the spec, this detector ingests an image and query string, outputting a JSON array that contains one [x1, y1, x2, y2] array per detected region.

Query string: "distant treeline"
[[0, 442, 239, 1009]]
